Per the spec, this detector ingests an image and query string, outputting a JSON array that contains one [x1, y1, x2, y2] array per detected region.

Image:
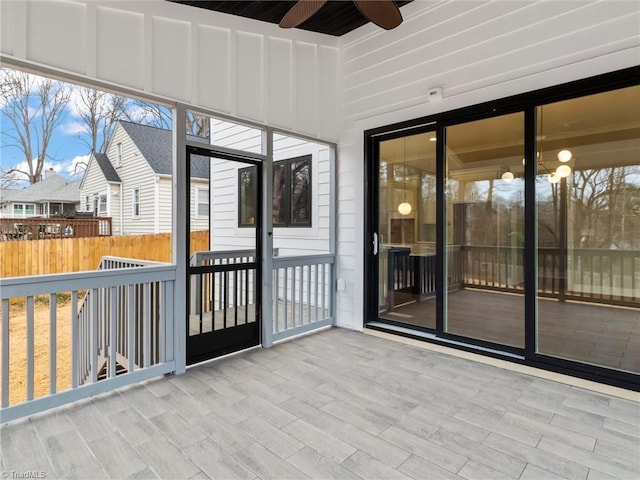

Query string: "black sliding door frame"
[[364, 65, 640, 390]]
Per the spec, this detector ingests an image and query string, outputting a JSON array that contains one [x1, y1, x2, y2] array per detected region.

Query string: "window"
[[97, 193, 108, 215], [239, 155, 311, 227], [132, 188, 140, 217], [12, 203, 36, 217], [195, 187, 209, 218], [116, 142, 122, 167], [85, 196, 91, 211]]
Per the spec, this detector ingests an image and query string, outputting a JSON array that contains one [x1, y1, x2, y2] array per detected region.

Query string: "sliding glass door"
[[377, 132, 437, 329], [366, 68, 639, 385], [445, 113, 525, 348]]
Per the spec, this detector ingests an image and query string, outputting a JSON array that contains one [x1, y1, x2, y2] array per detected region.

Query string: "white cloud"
[[65, 154, 89, 177], [60, 121, 85, 136]]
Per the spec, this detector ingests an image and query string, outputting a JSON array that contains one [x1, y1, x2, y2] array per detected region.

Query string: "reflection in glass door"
[[378, 132, 437, 329], [445, 113, 525, 348]]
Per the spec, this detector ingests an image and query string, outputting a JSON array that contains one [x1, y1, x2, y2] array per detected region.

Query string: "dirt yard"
[[0, 298, 73, 406]]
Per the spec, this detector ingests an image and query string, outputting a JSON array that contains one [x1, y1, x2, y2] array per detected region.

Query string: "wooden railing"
[[0, 261, 176, 423], [76, 257, 168, 385], [189, 249, 335, 342], [272, 253, 335, 341], [0, 217, 112, 241], [387, 245, 640, 307]]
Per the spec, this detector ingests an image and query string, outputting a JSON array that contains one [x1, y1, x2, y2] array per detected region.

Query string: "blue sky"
[[0, 69, 154, 188]]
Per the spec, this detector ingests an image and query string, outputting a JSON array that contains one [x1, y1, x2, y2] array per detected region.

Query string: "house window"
[[132, 188, 140, 217], [85, 196, 91, 211], [12, 203, 36, 217], [116, 142, 122, 167], [97, 193, 108, 215], [239, 155, 311, 227], [195, 187, 209, 218]]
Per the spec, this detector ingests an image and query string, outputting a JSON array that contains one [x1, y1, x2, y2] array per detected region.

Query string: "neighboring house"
[[0, 169, 80, 218], [80, 121, 210, 236]]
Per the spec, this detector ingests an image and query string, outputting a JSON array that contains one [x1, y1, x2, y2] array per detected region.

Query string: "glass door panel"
[[445, 113, 525, 348], [378, 132, 437, 329], [536, 86, 640, 373]]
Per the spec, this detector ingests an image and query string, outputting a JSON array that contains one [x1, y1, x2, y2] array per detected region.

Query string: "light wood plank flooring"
[[2, 328, 639, 479]]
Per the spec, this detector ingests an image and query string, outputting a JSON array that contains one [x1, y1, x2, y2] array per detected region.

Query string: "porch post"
[[329, 143, 337, 324], [172, 103, 187, 373], [262, 128, 274, 348]]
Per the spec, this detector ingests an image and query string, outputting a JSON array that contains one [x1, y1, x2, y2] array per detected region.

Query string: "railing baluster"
[[307, 264, 312, 325], [27, 296, 34, 401], [299, 266, 304, 325], [50, 293, 57, 394], [284, 267, 289, 331], [109, 286, 117, 378], [73, 291, 80, 387], [244, 267, 249, 324], [322, 263, 326, 316], [128, 284, 135, 373], [91, 288, 98, 383], [315, 264, 319, 322], [144, 283, 151, 368], [292, 266, 297, 327], [234, 270, 239, 327], [2, 299, 9, 407], [274, 269, 280, 333]]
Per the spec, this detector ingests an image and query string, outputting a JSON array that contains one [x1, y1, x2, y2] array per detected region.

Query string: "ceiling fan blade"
[[279, 0, 329, 28], [354, 0, 403, 30]]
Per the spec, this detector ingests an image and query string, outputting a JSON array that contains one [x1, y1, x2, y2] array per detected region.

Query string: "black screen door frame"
[[186, 144, 263, 365]]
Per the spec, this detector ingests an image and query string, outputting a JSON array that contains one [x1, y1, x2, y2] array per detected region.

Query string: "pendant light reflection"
[[548, 172, 561, 184], [557, 149, 572, 163], [501, 170, 514, 181], [556, 164, 571, 178], [398, 201, 412, 215], [398, 137, 412, 215]]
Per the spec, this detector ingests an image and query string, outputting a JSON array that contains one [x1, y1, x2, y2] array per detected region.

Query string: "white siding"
[[107, 125, 158, 236], [156, 178, 172, 233], [1, 0, 340, 141], [79, 156, 109, 215], [335, 1, 640, 330], [190, 179, 210, 232]]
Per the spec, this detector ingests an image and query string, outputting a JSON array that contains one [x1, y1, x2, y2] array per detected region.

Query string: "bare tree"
[[74, 87, 128, 154], [124, 99, 209, 137], [0, 69, 72, 184], [124, 100, 172, 130]]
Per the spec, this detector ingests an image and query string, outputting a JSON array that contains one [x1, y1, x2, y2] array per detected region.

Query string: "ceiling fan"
[[279, 0, 403, 31]]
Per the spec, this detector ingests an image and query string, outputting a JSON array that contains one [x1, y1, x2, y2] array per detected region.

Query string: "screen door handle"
[[373, 232, 378, 256]]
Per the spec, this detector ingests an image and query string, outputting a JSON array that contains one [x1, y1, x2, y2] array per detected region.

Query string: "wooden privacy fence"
[[0, 230, 209, 278]]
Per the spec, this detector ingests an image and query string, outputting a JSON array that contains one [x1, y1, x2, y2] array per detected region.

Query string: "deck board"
[[379, 288, 640, 373]]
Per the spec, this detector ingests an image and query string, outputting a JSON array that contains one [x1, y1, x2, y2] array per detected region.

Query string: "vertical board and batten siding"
[[334, 1, 640, 330], [0, 0, 339, 141], [209, 122, 331, 256]]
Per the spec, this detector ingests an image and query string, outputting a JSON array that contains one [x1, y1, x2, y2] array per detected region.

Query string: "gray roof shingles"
[[93, 152, 122, 182], [119, 121, 210, 179], [0, 173, 80, 203]]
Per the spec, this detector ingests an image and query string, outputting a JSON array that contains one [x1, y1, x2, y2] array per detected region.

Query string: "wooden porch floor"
[[381, 289, 640, 374], [1, 328, 639, 479]]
